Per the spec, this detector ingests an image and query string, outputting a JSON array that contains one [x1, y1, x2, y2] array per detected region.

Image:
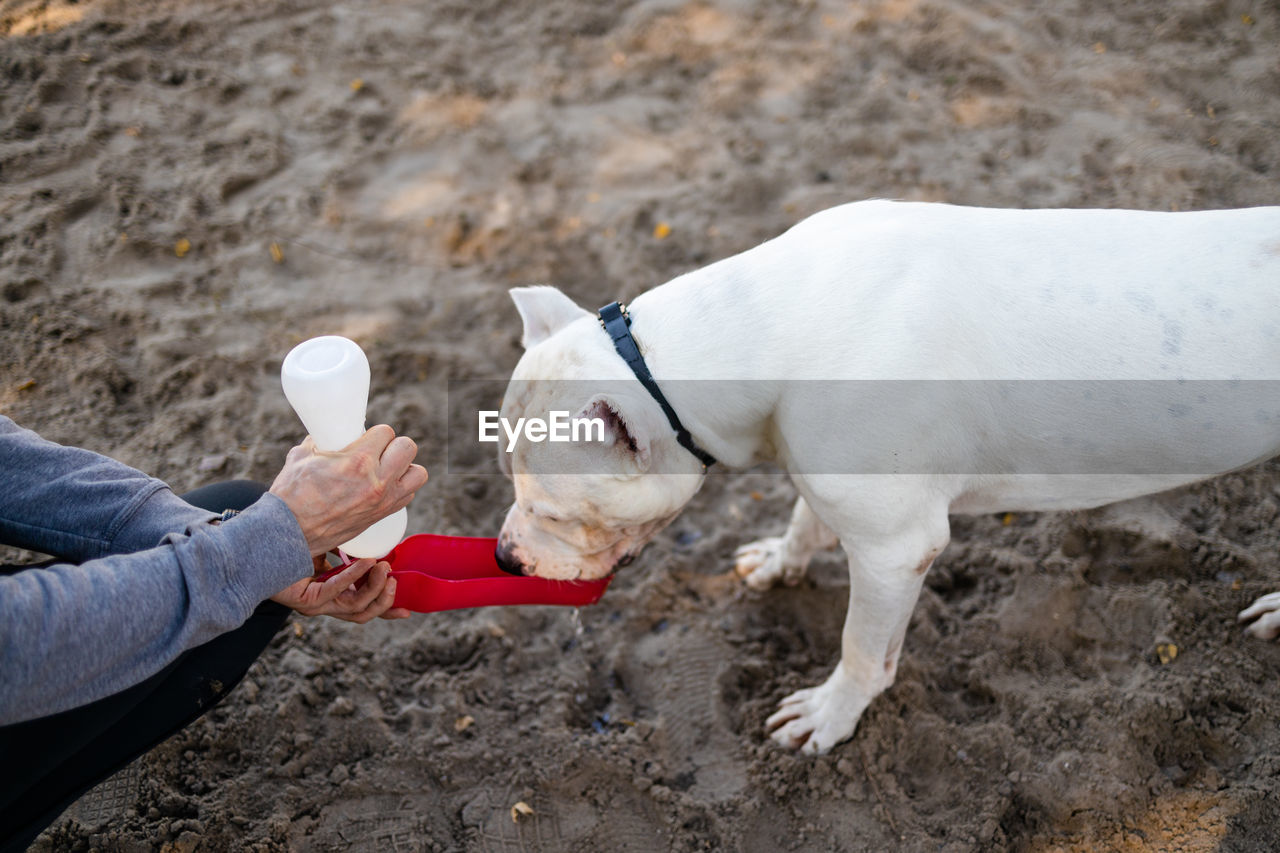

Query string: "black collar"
[[597, 301, 717, 472]]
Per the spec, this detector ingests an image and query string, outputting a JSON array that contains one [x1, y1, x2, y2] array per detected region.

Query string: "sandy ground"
[[4, 0, 1280, 849]]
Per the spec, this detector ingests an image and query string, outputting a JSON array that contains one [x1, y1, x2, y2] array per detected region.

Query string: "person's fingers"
[[336, 561, 391, 613], [284, 440, 311, 465], [398, 463, 429, 494], [350, 424, 396, 457], [348, 575, 399, 623], [377, 434, 419, 480], [378, 465, 429, 515], [294, 435, 325, 459], [282, 570, 409, 621], [314, 558, 378, 604]]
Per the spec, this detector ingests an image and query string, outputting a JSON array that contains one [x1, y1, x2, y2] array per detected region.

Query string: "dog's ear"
[[510, 286, 591, 349], [578, 395, 652, 472]]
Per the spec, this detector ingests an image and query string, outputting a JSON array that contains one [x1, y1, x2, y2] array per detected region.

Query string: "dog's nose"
[[494, 544, 524, 576]]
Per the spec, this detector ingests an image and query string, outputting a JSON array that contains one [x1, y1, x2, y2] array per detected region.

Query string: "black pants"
[[0, 481, 289, 853]]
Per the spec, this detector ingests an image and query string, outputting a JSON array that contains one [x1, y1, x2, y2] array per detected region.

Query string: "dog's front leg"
[[767, 509, 949, 754], [733, 496, 839, 590]]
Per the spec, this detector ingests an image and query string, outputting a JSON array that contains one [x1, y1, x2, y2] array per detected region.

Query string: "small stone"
[[275, 692, 304, 718], [197, 454, 227, 473], [328, 696, 355, 717], [674, 529, 701, 546], [280, 648, 322, 677], [329, 764, 350, 785]]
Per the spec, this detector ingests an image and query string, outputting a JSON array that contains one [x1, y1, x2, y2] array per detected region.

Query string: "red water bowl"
[[317, 534, 612, 613]]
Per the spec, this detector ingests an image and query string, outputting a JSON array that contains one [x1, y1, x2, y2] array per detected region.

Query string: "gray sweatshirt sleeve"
[[0, 417, 314, 725]]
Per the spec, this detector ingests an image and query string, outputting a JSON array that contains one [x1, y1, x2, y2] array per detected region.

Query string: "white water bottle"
[[281, 335, 407, 559]]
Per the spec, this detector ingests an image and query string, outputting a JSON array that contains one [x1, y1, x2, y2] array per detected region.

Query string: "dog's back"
[[756, 201, 1280, 381]]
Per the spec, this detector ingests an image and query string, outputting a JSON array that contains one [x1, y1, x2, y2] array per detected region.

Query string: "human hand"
[[271, 556, 411, 622], [269, 424, 429, 557]]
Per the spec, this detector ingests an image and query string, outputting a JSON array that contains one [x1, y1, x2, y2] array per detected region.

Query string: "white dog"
[[493, 200, 1280, 754]]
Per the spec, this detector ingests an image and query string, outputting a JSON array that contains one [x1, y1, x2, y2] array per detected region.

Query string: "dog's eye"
[[529, 506, 563, 524]]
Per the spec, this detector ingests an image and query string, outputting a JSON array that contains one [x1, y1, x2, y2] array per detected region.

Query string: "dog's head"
[[494, 286, 705, 580]]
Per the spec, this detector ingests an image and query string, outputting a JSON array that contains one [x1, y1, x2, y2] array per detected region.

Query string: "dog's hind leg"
[[733, 496, 839, 591], [767, 494, 949, 754], [1240, 591, 1280, 639]]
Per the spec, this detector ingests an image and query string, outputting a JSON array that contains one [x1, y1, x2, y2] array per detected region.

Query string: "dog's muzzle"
[[494, 544, 524, 576]]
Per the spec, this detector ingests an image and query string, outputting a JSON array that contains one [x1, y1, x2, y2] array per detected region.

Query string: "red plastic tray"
[[317, 534, 612, 613]]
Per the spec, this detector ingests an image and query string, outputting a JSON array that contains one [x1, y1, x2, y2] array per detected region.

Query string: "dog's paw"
[[733, 537, 804, 591], [1239, 591, 1280, 640], [765, 670, 869, 755]]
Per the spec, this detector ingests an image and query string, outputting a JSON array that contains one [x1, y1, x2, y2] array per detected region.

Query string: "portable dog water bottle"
[[281, 335, 407, 559]]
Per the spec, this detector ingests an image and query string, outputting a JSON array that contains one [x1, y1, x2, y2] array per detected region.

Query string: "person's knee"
[[181, 480, 269, 514]]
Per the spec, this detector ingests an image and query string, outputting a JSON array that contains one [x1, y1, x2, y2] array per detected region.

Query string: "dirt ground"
[[4, 0, 1280, 849]]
